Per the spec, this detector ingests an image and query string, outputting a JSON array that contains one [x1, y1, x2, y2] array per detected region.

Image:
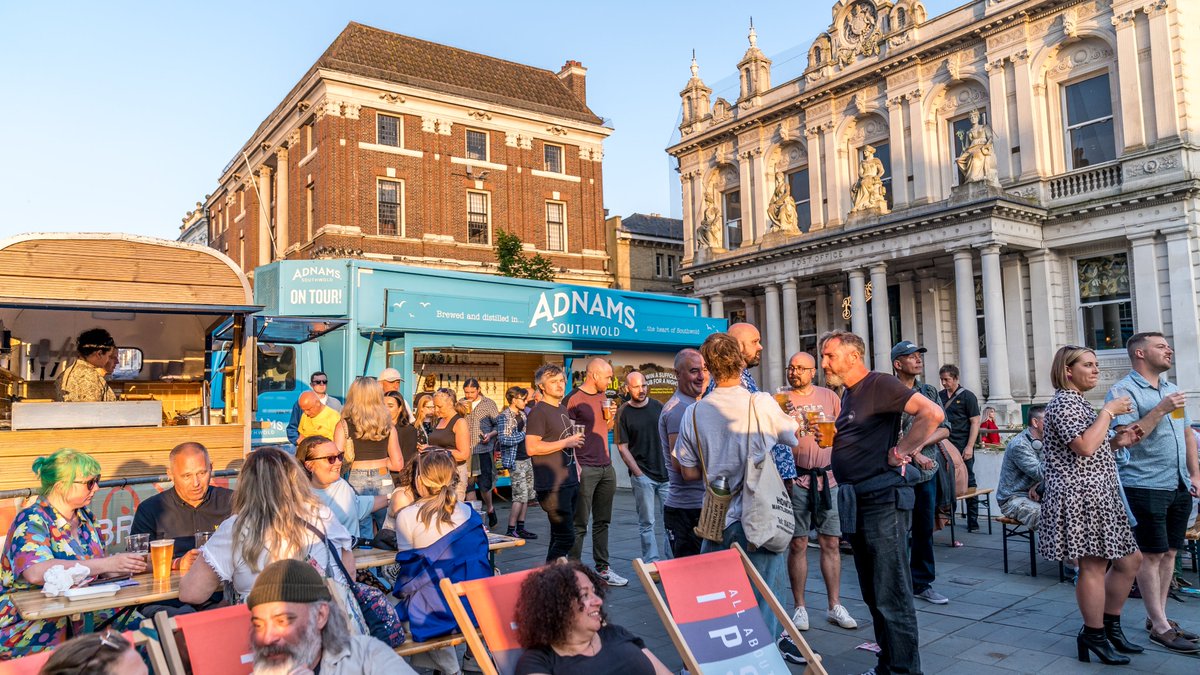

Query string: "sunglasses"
[[311, 379, 328, 385], [306, 452, 345, 465], [75, 476, 101, 490]]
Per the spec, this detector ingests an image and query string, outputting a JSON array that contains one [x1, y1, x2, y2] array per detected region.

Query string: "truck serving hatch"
[[213, 315, 347, 344]]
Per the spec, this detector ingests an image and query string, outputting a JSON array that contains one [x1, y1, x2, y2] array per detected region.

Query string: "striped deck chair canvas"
[[439, 568, 536, 675]]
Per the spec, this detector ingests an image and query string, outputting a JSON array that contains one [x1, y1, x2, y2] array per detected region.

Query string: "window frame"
[[376, 113, 403, 148], [465, 129, 490, 162], [786, 167, 812, 233], [543, 143, 564, 174], [377, 178, 405, 237], [722, 189, 742, 249], [466, 190, 491, 245], [1073, 250, 1134, 352], [545, 200, 567, 252], [1061, 72, 1117, 171]]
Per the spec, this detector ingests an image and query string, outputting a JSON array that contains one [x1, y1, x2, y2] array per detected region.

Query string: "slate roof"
[[620, 213, 683, 240]]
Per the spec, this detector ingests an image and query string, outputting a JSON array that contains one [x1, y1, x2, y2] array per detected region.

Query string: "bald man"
[[566, 357, 628, 586], [615, 371, 668, 563], [296, 391, 341, 444]]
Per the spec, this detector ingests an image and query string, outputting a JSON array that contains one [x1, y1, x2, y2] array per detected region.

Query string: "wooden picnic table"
[[355, 532, 526, 570], [10, 573, 181, 622]]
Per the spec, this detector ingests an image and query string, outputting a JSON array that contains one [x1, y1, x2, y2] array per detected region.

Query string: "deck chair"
[[439, 568, 537, 675], [634, 543, 827, 675], [154, 604, 253, 675], [0, 629, 169, 675]]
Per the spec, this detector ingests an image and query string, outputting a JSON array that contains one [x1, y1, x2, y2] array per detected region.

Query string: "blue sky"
[[0, 1, 960, 240]]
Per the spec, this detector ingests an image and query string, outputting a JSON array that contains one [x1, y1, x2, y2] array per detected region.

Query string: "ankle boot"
[[1104, 616, 1144, 654], [1078, 626, 1131, 665]]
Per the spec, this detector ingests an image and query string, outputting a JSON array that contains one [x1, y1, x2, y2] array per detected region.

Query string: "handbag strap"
[[304, 521, 354, 587], [690, 394, 756, 484]]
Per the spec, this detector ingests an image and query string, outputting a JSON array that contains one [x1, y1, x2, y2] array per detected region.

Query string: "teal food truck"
[[238, 260, 725, 446]]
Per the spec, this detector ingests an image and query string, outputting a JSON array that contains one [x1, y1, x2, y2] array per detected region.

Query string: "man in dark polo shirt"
[[132, 442, 233, 568]]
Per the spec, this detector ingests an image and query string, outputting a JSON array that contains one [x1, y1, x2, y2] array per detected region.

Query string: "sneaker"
[[487, 510, 498, 528], [914, 587, 949, 605], [514, 527, 539, 540], [462, 650, 484, 672], [791, 605, 810, 631], [775, 635, 807, 665], [827, 604, 859, 629], [597, 567, 628, 586]]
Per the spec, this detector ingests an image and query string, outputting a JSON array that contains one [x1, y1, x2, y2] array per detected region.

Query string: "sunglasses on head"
[[75, 476, 101, 490], [306, 452, 345, 465], [311, 378, 328, 385]]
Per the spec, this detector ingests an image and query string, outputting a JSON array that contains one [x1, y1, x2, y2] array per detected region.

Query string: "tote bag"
[[740, 394, 795, 553]]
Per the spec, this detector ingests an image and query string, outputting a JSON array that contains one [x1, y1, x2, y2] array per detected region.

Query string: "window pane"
[[1077, 253, 1130, 303], [1065, 75, 1113, 127], [378, 181, 400, 235], [467, 192, 489, 244], [951, 116, 974, 185], [377, 115, 399, 147], [544, 145, 562, 173], [546, 202, 565, 251], [723, 190, 742, 249], [787, 169, 812, 233], [112, 348, 143, 380], [257, 346, 296, 393], [868, 143, 893, 209], [1069, 119, 1116, 168], [1081, 301, 1134, 351], [466, 131, 488, 161]]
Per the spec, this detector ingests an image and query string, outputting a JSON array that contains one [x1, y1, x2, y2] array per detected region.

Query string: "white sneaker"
[[791, 605, 810, 631], [597, 567, 628, 586], [827, 604, 859, 629]]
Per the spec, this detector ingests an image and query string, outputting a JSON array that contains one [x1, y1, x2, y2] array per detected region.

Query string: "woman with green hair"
[[0, 449, 147, 659]]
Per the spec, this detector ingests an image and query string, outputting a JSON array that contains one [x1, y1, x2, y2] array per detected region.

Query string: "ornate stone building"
[[668, 0, 1200, 419], [204, 22, 612, 286]]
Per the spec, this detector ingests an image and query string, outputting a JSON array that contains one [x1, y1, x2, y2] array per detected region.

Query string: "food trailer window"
[[111, 348, 143, 380], [257, 345, 296, 393]]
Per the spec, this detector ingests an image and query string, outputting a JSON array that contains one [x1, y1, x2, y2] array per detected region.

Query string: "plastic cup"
[[126, 533, 150, 556], [1172, 408, 1185, 420], [816, 420, 837, 449], [774, 387, 791, 413], [151, 539, 174, 580]]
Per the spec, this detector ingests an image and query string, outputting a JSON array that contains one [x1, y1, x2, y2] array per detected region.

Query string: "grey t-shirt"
[[659, 391, 704, 509]]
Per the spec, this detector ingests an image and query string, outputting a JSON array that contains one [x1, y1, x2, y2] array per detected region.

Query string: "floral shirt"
[[0, 498, 112, 658], [55, 359, 116, 402]]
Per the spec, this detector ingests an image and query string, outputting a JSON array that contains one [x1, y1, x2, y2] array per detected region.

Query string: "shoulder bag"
[[740, 395, 795, 553], [305, 523, 406, 647]]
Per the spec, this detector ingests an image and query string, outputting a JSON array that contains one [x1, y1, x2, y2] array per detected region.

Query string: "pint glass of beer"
[[151, 539, 174, 581], [816, 417, 837, 449], [774, 387, 792, 413]]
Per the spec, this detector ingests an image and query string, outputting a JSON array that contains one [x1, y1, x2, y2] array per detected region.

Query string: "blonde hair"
[[1051, 345, 1094, 391], [414, 450, 459, 529], [342, 377, 393, 441], [434, 388, 470, 417], [231, 446, 324, 572]]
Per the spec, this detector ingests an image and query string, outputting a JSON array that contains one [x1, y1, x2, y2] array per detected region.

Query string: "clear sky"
[[0, 0, 961, 241]]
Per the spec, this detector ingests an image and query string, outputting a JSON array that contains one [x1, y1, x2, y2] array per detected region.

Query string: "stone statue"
[[767, 170, 799, 233], [955, 109, 1000, 187], [697, 188, 722, 249], [850, 145, 889, 214]]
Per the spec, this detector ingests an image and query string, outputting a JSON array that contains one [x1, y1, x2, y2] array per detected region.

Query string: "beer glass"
[[774, 387, 792, 413], [150, 539, 174, 581], [816, 416, 837, 449], [126, 533, 150, 556]]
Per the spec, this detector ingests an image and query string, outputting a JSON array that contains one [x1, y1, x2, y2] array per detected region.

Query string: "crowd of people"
[[2, 325, 1199, 675]]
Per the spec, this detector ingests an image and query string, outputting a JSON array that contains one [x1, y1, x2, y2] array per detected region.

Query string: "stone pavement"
[[488, 488, 1200, 674]]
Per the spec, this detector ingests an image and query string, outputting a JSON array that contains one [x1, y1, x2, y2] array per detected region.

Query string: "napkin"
[[41, 563, 91, 596]]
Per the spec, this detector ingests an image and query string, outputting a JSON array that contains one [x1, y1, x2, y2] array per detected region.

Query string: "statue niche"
[[850, 144, 889, 214], [955, 109, 1000, 188]]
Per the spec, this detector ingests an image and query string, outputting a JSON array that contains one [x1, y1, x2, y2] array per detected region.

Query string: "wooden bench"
[[946, 487, 994, 545], [995, 516, 1065, 582], [393, 629, 476, 674]]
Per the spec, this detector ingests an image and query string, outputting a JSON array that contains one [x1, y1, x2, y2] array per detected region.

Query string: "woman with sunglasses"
[[296, 436, 390, 544], [1, 450, 147, 658]]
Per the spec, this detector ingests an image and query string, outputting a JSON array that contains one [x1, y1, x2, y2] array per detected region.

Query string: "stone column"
[[1163, 225, 1200, 405], [897, 272, 918, 343], [749, 149, 771, 244], [822, 122, 844, 224], [906, 92, 932, 204], [1011, 50, 1043, 180], [256, 165, 273, 266], [984, 58, 1014, 182], [698, 295, 710, 318], [870, 262, 892, 372], [1001, 254, 1031, 400], [887, 97, 910, 208], [744, 295, 759, 327], [1145, 1, 1180, 141], [979, 245, 1015, 410], [782, 279, 801, 364], [738, 154, 753, 246], [805, 127, 826, 230], [917, 270, 945, 385], [1111, 10, 1146, 150], [763, 283, 783, 391], [1128, 231, 1162, 331], [1025, 250, 1056, 401], [709, 292, 725, 321], [680, 172, 697, 261], [952, 249, 983, 391], [848, 269, 870, 369], [274, 147, 289, 255], [813, 285, 830, 338]]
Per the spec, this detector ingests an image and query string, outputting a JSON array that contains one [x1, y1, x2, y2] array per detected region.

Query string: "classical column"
[[763, 283, 783, 391], [274, 147, 290, 254], [848, 269, 870, 369], [978, 245, 1015, 409], [709, 292, 726, 321], [1145, 1, 1180, 141], [256, 165, 273, 267], [1001, 254, 1031, 400], [737, 154, 753, 246], [1025, 250, 1056, 401], [887, 97, 910, 208], [781, 279, 801, 364], [897, 272, 918, 343], [813, 285, 830, 338], [1011, 50, 1043, 180], [984, 58, 1014, 182], [822, 122, 844, 224], [906, 92, 932, 204], [805, 127, 826, 230], [744, 295, 759, 327], [869, 262, 891, 372], [1128, 232, 1162, 330], [698, 295, 710, 318], [917, 270, 945, 385], [1163, 225, 1200, 406], [680, 172, 697, 261], [1111, 10, 1146, 150], [750, 149, 772, 244], [952, 249, 983, 391]]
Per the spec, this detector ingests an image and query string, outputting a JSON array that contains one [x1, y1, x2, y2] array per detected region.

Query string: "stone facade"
[[669, 0, 1200, 420], [606, 213, 684, 294], [204, 23, 612, 287]]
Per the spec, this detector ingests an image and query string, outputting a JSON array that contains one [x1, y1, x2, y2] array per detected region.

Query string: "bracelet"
[[1099, 409, 1113, 420]]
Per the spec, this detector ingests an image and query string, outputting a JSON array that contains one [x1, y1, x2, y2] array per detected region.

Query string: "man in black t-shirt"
[[817, 331, 944, 675], [525, 363, 585, 563], [938, 364, 982, 530], [615, 371, 668, 563]]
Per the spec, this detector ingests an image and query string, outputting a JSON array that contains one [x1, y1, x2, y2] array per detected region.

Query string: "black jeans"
[[963, 455, 979, 528], [537, 483, 578, 562], [910, 477, 937, 593], [851, 496, 922, 675], [663, 505, 703, 558]]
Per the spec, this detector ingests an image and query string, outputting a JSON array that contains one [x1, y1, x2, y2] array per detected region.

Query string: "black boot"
[[1078, 626, 1131, 664], [1104, 615, 1144, 654]]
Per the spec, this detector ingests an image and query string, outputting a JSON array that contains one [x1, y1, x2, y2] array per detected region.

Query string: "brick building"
[[205, 22, 613, 286], [605, 212, 684, 294]]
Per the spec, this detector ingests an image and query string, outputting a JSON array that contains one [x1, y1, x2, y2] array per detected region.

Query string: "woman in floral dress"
[[1041, 346, 1144, 665], [0, 449, 147, 659]]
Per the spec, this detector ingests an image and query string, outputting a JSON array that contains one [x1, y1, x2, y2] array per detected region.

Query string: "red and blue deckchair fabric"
[[635, 545, 826, 675], [439, 568, 536, 675]]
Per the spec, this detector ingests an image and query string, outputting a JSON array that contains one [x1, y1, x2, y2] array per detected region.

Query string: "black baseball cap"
[[890, 341, 927, 362]]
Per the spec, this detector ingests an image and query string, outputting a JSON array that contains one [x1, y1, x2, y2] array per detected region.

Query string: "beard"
[[252, 618, 322, 674], [824, 370, 844, 388], [744, 354, 761, 367]]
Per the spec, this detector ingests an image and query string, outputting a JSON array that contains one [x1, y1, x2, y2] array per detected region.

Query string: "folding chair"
[[0, 629, 169, 675], [634, 543, 827, 675], [439, 568, 537, 675], [154, 604, 253, 675]]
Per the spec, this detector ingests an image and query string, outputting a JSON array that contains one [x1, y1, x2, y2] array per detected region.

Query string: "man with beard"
[[615, 370, 668, 563], [248, 559, 413, 674], [658, 348, 709, 558]]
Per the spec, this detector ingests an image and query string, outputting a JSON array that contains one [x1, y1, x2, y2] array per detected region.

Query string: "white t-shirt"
[[313, 479, 376, 539], [201, 505, 352, 600], [393, 501, 473, 551], [674, 386, 799, 526]]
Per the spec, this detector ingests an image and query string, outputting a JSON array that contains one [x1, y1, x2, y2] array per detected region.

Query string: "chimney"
[[557, 60, 588, 105]]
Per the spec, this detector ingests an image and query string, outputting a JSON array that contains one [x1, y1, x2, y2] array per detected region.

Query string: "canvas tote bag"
[[741, 393, 795, 553]]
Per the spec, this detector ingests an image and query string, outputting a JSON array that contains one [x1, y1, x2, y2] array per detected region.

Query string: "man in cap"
[[379, 367, 403, 394], [248, 559, 414, 674]]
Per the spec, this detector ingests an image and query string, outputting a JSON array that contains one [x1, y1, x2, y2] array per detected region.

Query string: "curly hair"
[[515, 561, 607, 650]]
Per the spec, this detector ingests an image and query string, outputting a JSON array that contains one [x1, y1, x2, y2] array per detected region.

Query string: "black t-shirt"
[[615, 399, 667, 483], [515, 624, 653, 675], [831, 372, 915, 485], [938, 386, 981, 451], [130, 486, 234, 555], [524, 400, 579, 493], [396, 423, 419, 467]]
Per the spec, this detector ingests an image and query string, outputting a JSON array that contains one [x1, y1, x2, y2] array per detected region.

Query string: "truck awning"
[[213, 315, 348, 343]]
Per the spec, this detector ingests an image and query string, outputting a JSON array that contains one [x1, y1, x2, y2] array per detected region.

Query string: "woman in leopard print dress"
[[1041, 346, 1144, 664]]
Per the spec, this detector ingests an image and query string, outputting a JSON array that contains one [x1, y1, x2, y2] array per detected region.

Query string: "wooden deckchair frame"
[[440, 576, 501, 675], [633, 542, 828, 675], [133, 620, 173, 675]]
